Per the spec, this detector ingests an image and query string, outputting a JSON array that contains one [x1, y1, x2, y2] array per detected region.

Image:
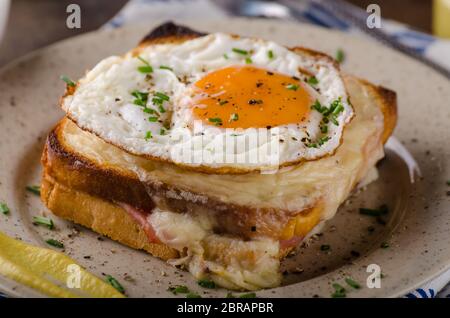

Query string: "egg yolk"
[[191, 66, 313, 129]]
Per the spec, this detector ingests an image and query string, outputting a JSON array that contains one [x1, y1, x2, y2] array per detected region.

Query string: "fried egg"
[[62, 33, 353, 172]]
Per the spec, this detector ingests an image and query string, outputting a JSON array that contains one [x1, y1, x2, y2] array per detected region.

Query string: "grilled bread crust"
[[41, 173, 179, 260]]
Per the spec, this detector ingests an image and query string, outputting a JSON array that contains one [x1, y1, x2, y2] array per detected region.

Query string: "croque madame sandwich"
[[40, 22, 397, 291]]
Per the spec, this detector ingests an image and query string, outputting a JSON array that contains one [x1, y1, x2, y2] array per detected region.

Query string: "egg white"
[[62, 33, 353, 171]]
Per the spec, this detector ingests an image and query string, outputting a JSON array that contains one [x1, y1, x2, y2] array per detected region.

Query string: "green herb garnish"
[[105, 274, 125, 294], [285, 83, 299, 91], [33, 216, 54, 229], [159, 65, 173, 71], [331, 283, 346, 298], [232, 48, 248, 55], [186, 292, 202, 298], [0, 203, 9, 215], [268, 50, 274, 59], [26, 185, 41, 196], [159, 128, 166, 135], [46, 239, 64, 249], [307, 76, 319, 86], [239, 292, 257, 298], [143, 107, 155, 114], [154, 92, 170, 101], [168, 285, 189, 295], [138, 66, 153, 73], [336, 49, 345, 63], [226, 292, 235, 298], [60, 75, 75, 87], [145, 131, 152, 140], [359, 204, 389, 217], [131, 90, 149, 107], [320, 244, 331, 251], [223, 53, 229, 59], [148, 116, 158, 122], [230, 113, 239, 122], [197, 279, 216, 289], [219, 100, 229, 106], [380, 242, 390, 249], [446, 180, 450, 186], [245, 57, 252, 64], [345, 277, 361, 289], [137, 56, 153, 74], [208, 117, 223, 126]]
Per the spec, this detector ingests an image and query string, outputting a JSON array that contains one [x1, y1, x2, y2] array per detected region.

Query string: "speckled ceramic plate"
[[0, 18, 449, 298]]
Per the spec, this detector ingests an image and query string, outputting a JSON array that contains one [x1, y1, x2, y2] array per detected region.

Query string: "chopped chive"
[[359, 204, 389, 217], [105, 275, 125, 294], [226, 292, 235, 298], [306, 143, 318, 148], [380, 242, 390, 249], [137, 55, 150, 66], [331, 283, 346, 298], [330, 115, 339, 125], [168, 285, 189, 295], [143, 107, 155, 114], [197, 279, 216, 289], [60, 75, 75, 87], [159, 128, 166, 135], [232, 48, 248, 55], [33, 216, 54, 229], [307, 76, 319, 86], [46, 239, 64, 249], [320, 124, 328, 134], [311, 100, 325, 113], [318, 136, 330, 146], [158, 104, 166, 113], [159, 65, 173, 71], [239, 292, 257, 298], [320, 244, 331, 251], [154, 92, 170, 101], [0, 203, 9, 215], [131, 91, 149, 100], [336, 49, 345, 63], [345, 278, 361, 289], [219, 100, 229, 106], [186, 292, 202, 298], [245, 57, 252, 64], [152, 97, 163, 105], [144, 131, 152, 140], [148, 116, 158, 122], [26, 185, 41, 196], [446, 180, 450, 186], [268, 50, 274, 59], [223, 53, 229, 59], [230, 113, 239, 122], [138, 66, 153, 74], [208, 117, 223, 126], [133, 99, 146, 107], [285, 83, 299, 91]]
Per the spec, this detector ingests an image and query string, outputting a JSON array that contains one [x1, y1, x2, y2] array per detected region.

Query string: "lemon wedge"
[[0, 231, 125, 298]]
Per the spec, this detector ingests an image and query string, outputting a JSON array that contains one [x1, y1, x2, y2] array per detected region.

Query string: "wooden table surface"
[[0, 0, 432, 67]]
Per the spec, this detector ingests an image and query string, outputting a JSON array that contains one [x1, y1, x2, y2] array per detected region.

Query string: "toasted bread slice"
[[42, 74, 396, 241], [41, 173, 178, 260]]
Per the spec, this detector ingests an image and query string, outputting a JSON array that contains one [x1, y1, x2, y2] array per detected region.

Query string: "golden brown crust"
[[351, 77, 397, 143], [41, 172, 179, 260]]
